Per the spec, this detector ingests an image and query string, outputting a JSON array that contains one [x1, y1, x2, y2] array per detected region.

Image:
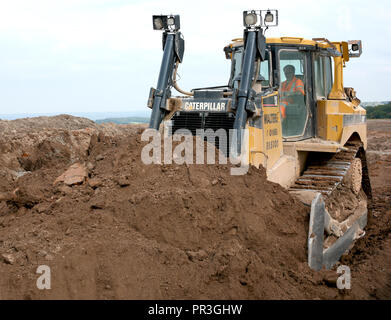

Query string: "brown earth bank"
[[0, 115, 390, 299]]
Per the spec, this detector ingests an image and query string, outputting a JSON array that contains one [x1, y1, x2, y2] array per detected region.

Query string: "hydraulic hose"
[[172, 61, 194, 96], [172, 61, 233, 97]]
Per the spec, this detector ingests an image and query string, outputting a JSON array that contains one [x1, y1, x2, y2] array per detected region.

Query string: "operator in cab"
[[279, 64, 305, 119]]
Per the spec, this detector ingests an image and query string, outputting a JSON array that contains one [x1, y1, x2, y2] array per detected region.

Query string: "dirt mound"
[[0, 116, 389, 299], [0, 115, 141, 190], [0, 114, 99, 131], [0, 115, 316, 299]]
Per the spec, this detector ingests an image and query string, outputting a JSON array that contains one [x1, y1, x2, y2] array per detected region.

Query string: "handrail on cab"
[[280, 37, 304, 43]]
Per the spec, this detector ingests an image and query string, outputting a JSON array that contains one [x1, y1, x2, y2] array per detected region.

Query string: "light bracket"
[[348, 40, 362, 58], [243, 9, 278, 29], [152, 14, 180, 32]]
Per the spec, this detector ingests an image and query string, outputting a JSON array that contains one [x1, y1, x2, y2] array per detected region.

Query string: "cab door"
[[275, 47, 315, 140]]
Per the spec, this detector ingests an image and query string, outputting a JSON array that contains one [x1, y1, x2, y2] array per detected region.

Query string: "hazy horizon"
[[0, 110, 151, 121]]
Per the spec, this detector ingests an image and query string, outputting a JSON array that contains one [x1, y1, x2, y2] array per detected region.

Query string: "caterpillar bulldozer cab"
[[146, 10, 371, 270]]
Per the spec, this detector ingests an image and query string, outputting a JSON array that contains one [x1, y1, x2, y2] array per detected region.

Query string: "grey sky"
[[0, 0, 390, 115]]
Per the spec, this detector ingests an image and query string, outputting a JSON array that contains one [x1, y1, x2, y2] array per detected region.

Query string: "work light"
[[167, 17, 175, 26], [265, 10, 274, 23], [348, 40, 362, 58], [152, 15, 180, 32], [264, 9, 278, 27], [244, 12, 257, 26], [153, 17, 163, 30]]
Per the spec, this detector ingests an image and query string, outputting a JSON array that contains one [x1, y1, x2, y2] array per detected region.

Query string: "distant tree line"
[[365, 102, 391, 119]]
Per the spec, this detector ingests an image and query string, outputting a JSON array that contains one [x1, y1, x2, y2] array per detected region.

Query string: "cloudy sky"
[[0, 0, 390, 115]]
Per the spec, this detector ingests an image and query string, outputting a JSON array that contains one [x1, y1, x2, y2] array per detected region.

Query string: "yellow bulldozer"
[[146, 10, 371, 270]]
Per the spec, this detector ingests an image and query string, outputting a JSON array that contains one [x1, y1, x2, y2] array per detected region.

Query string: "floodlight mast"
[[232, 10, 278, 156], [149, 15, 184, 130]]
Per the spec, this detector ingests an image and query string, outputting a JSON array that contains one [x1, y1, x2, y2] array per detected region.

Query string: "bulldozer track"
[[289, 141, 364, 196]]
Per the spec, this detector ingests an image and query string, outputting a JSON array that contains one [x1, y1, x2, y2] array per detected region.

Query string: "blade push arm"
[[148, 15, 184, 130], [232, 29, 266, 156], [231, 9, 277, 156]]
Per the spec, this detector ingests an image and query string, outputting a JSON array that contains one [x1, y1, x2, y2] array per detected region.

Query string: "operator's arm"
[[283, 78, 305, 97], [293, 78, 305, 95]]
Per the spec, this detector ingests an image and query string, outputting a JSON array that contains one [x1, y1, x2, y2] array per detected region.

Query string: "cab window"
[[313, 54, 333, 99], [278, 49, 308, 138], [324, 56, 333, 97], [231, 48, 271, 89], [314, 54, 325, 98]]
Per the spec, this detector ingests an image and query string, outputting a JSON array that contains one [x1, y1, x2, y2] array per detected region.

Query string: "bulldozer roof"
[[229, 37, 339, 48]]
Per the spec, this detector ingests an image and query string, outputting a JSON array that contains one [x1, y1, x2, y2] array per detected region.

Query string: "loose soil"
[[0, 116, 390, 299]]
